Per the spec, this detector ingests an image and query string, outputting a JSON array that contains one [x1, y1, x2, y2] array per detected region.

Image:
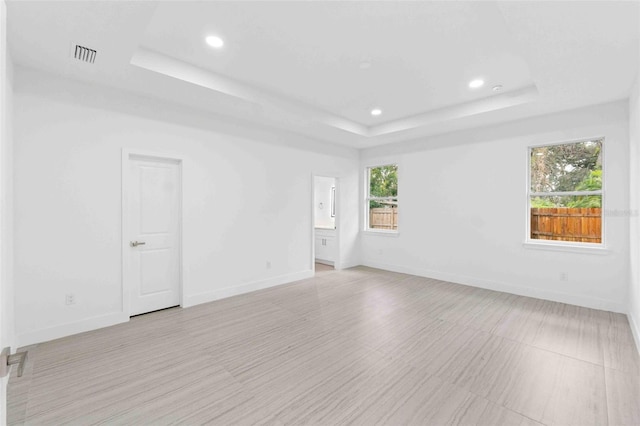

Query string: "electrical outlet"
[[266, 261, 272, 270], [559, 272, 568, 281], [65, 293, 76, 305]]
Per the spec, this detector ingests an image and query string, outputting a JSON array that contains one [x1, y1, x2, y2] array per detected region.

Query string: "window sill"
[[362, 230, 400, 237], [522, 241, 610, 255]]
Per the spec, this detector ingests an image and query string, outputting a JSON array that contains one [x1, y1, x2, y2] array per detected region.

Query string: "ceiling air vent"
[[73, 44, 97, 64]]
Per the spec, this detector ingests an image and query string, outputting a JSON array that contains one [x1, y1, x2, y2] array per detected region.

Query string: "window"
[[528, 139, 603, 244], [366, 164, 398, 231]]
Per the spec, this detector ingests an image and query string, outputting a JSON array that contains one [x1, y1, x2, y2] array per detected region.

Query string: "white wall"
[[0, 3, 13, 355], [314, 176, 335, 229], [0, 0, 14, 422], [629, 75, 640, 351], [13, 68, 360, 346], [10, 68, 636, 351], [361, 101, 630, 313]]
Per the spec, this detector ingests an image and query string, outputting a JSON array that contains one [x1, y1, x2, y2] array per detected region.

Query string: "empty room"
[[0, 1, 639, 425]]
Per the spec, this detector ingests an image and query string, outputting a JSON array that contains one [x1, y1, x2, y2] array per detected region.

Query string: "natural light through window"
[[528, 139, 603, 245], [366, 164, 398, 232]]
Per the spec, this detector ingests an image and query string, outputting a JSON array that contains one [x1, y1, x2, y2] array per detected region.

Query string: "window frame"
[[525, 137, 606, 251], [364, 163, 399, 234]]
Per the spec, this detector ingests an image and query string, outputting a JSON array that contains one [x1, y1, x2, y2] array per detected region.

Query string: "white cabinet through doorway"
[[315, 228, 336, 265]]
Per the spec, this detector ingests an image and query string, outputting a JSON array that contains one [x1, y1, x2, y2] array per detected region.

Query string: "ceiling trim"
[[131, 47, 540, 140], [130, 48, 369, 136], [369, 85, 539, 137]]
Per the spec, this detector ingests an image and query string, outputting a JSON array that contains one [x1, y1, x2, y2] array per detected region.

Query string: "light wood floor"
[[8, 266, 640, 425], [314, 262, 334, 272]]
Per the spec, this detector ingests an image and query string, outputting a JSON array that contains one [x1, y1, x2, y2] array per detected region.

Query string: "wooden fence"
[[370, 208, 398, 230], [530, 208, 601, 243]]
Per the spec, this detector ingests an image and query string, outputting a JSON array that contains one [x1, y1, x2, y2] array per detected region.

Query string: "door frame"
[[311, 174, 341, 272], [122, 149, 184, 317], [0, 1, 9, 421]]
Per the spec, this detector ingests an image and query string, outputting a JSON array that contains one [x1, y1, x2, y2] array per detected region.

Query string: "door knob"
[[1, 347, 28, 378], [130, 241, 146, 247]]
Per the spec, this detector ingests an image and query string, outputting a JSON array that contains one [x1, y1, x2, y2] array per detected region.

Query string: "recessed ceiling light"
[[468, 79, 485, 89], [359, 61, 372, 70], [205, 35, 224, 49], [492, 85, 503, 92], [371, 108, 382, 116]]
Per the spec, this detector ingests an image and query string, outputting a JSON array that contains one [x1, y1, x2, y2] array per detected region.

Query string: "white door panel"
[[140, 249, 175, 294], [126, 157, 181, 316]]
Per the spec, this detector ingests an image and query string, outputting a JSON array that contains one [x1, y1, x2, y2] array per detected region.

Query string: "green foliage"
[[369, 165, 398, 209], [530, 141, 602, 209], [566, 196, 601, 208], [369, 165, 398, 198], [574, 169, 602, 191], [530, 197, 557, 208], [531, 170, 602, 208], [566, 170, 602, 207], [530, 140, 602, 193]]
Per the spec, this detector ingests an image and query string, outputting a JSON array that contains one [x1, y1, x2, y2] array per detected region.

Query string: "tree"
[[531, 197, 557, 208], [530, 140, 602, 207], [530, 141, 601, 193], [369, 165, 397, 208], [566, 170, 602, 208], [370, 165, 397, 197], [531, 170, 602, 208]]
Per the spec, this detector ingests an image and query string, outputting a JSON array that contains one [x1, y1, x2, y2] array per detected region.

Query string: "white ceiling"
[[140, 2, 535, 126], [6, 1, 640, 149]]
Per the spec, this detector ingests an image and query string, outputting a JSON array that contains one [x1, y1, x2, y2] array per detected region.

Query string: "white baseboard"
[[362, 259, 626, 314], [183, 269, 314, 308], [16, 312, 129, 348], [338, 258, 361, 270], [18, 265, 626, 350], [628, 310, 640, 356], [16, 270, 314, 348]]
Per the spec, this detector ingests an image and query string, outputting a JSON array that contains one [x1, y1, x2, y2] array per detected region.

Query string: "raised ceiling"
[[140, 2, 535, 126], [6, 1, 640, 149]]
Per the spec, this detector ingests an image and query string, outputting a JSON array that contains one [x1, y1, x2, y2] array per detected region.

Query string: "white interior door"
[[126, 156, 181, 316]]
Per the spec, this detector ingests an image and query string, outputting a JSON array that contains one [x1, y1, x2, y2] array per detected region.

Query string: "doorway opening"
[[313, 175, 339, 274]]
